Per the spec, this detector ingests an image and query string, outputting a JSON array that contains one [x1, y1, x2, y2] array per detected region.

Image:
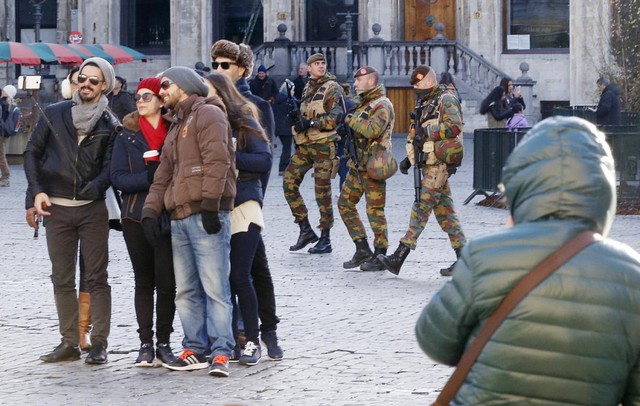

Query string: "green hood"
[[501, 116, 616, 236]]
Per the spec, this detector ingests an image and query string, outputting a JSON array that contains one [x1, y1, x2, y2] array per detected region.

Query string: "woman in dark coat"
[[110, 77, 177, 367], [205, 72, 274, 366], [480, 85, 513, 128]]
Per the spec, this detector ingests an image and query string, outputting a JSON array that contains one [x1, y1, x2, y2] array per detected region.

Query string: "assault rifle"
[[285, 79, 303, 129], [339, 95, 360, 169], [412, 103, 425, 209]]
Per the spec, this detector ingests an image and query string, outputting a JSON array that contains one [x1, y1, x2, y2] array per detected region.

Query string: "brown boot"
[[78, 292, 92, 351]]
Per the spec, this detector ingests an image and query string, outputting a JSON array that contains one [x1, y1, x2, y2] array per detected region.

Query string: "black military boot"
[[360, 247, 387, 271], [440, 247, 462, 277], [289, 218, 319, 251], [377, 243, 411, 275], [308, 229, 332, 254], [343, 239, 373, 269]]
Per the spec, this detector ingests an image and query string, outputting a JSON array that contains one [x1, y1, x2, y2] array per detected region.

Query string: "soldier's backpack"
[[2, 105, 23, 137]]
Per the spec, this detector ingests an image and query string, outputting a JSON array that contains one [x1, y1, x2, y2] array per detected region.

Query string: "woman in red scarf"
[[110, 77, 177, 367]]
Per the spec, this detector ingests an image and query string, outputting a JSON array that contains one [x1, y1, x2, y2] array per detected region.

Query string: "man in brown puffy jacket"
[[141, 66, 236, 378]]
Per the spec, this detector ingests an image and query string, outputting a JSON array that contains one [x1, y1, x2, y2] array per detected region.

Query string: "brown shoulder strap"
[[433, 230, 599, 406]]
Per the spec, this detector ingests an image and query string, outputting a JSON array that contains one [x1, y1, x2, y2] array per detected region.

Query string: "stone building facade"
[[0, 0, 614, 120]]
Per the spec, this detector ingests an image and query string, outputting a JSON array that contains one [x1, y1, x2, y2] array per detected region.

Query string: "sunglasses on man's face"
[[211, 61, 237, 70], [77, 75, 104, 86], [134, 92, 157, 103], [160, 80, 175, 90]]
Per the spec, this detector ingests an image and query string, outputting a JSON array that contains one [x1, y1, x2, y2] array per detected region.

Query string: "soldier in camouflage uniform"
[[338, 66, 395, 271], [284, 53, 344, 254], [377, 65, 466, 276]]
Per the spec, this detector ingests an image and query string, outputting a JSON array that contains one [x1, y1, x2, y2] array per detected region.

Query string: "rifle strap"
[[432, 230, 599, 405]]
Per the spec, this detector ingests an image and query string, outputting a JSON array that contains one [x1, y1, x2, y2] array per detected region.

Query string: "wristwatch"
[[309, 120, 315, 128]]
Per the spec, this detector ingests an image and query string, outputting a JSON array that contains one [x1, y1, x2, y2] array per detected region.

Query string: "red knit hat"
[[136, 77, 161, 95]]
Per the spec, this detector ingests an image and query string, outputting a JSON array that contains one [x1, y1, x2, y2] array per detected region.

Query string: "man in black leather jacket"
[[24, 57, 121, 365]]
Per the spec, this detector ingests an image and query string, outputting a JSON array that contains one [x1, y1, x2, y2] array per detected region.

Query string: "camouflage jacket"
[[296, 72, 343, 144], [345, 84, 395, 169]]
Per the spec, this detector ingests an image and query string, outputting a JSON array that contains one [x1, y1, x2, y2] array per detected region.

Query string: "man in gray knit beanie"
[[161, 66, 209, 97], [143, 63, 236, 376], [79, 57, 116, 95]]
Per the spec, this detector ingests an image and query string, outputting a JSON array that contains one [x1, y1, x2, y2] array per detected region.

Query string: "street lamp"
[[30, 0, 47, 43], [337, 0, 358, 86]]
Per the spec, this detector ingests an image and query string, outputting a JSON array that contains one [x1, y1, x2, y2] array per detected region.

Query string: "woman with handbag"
[[416, 117, 640, 405], [110, 77, 177, 367]]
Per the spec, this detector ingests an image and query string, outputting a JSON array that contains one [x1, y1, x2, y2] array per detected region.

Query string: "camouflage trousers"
[[283, 142, 334, 230], [400, 180, 466, 250], [338, 167, 388, 250]]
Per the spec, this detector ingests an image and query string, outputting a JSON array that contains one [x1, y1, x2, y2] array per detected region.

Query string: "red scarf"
[[139, 116, 167, 161]]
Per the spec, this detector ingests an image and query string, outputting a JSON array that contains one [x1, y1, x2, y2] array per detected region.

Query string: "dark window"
[[211, 0, 264, 46], [121, 0, 170, 55], [306, 0, 358, 42], [16, 0, 57, 40], [503, 0, 569, 53]]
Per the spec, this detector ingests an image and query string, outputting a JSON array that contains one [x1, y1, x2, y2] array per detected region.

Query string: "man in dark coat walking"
[[595, 77, 621, 126]]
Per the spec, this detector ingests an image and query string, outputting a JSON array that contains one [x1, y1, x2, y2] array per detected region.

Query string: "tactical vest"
[[297, 81, 340, 144]]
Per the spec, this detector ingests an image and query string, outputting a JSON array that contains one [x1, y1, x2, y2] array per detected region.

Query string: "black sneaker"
[[208, 355, 230, 377], [229, 344, 242, 363], [134, 343, 156, 367], [261, 330, 284, 360], [162, 349, 208, 371], [239, 341, 262, 366], [155, 343, 177, 365]]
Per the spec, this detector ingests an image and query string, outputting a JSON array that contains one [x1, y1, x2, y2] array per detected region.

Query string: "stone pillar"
[[271, 23, 292, 77], [169, 0, 210, 67], [514, 62, 538, 125], [430, 23, 448, 75], [367, 23, 385, 72]]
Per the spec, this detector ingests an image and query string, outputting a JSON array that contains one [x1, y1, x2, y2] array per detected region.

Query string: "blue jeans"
[[171, 212, 234, 357]]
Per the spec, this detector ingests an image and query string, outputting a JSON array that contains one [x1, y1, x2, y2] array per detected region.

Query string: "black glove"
[[399, 157, 411, 175], [294, 117, 312, 133], [142, 217, 162, 245], [413, 127, 425, 150], [79, 181, 101, 200], [447, 165, 457, 176], [146, 161, 160, 185], [201, 210, 221, 235]]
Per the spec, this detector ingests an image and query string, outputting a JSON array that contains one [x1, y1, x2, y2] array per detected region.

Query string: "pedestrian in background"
[[108, 76, 136, 121], [141, 66, 236, 377], [25, 57, 120, 364], [285, 53, 344, 254], [292, 63, 308, 101], [338, 66, 395, 272], [205, 72, 276, 366], [110, 77, 177, 368], [480, 85, 512, 128], [0, 84, 17, 187], [210, 40, 283, 361], [250, 64, 278, 104], [595, 76, 621, 126], [273, 82, 294, 175], [500, 76, 525, 110], [416, 116, 640, 404], [378, 65, 466, 276], [506, 102, 528, 130]]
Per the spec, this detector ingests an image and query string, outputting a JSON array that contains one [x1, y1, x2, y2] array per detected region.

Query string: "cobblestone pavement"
[[1, 137, 639, 406]]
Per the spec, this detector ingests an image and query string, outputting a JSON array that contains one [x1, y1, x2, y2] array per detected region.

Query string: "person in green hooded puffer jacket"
[[416, 116, 640, 405]]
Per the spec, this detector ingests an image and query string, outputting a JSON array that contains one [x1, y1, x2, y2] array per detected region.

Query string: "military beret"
[[307, 53, 325, 65], [354, 66, 377, 78], [410, 65, 432, 85]]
